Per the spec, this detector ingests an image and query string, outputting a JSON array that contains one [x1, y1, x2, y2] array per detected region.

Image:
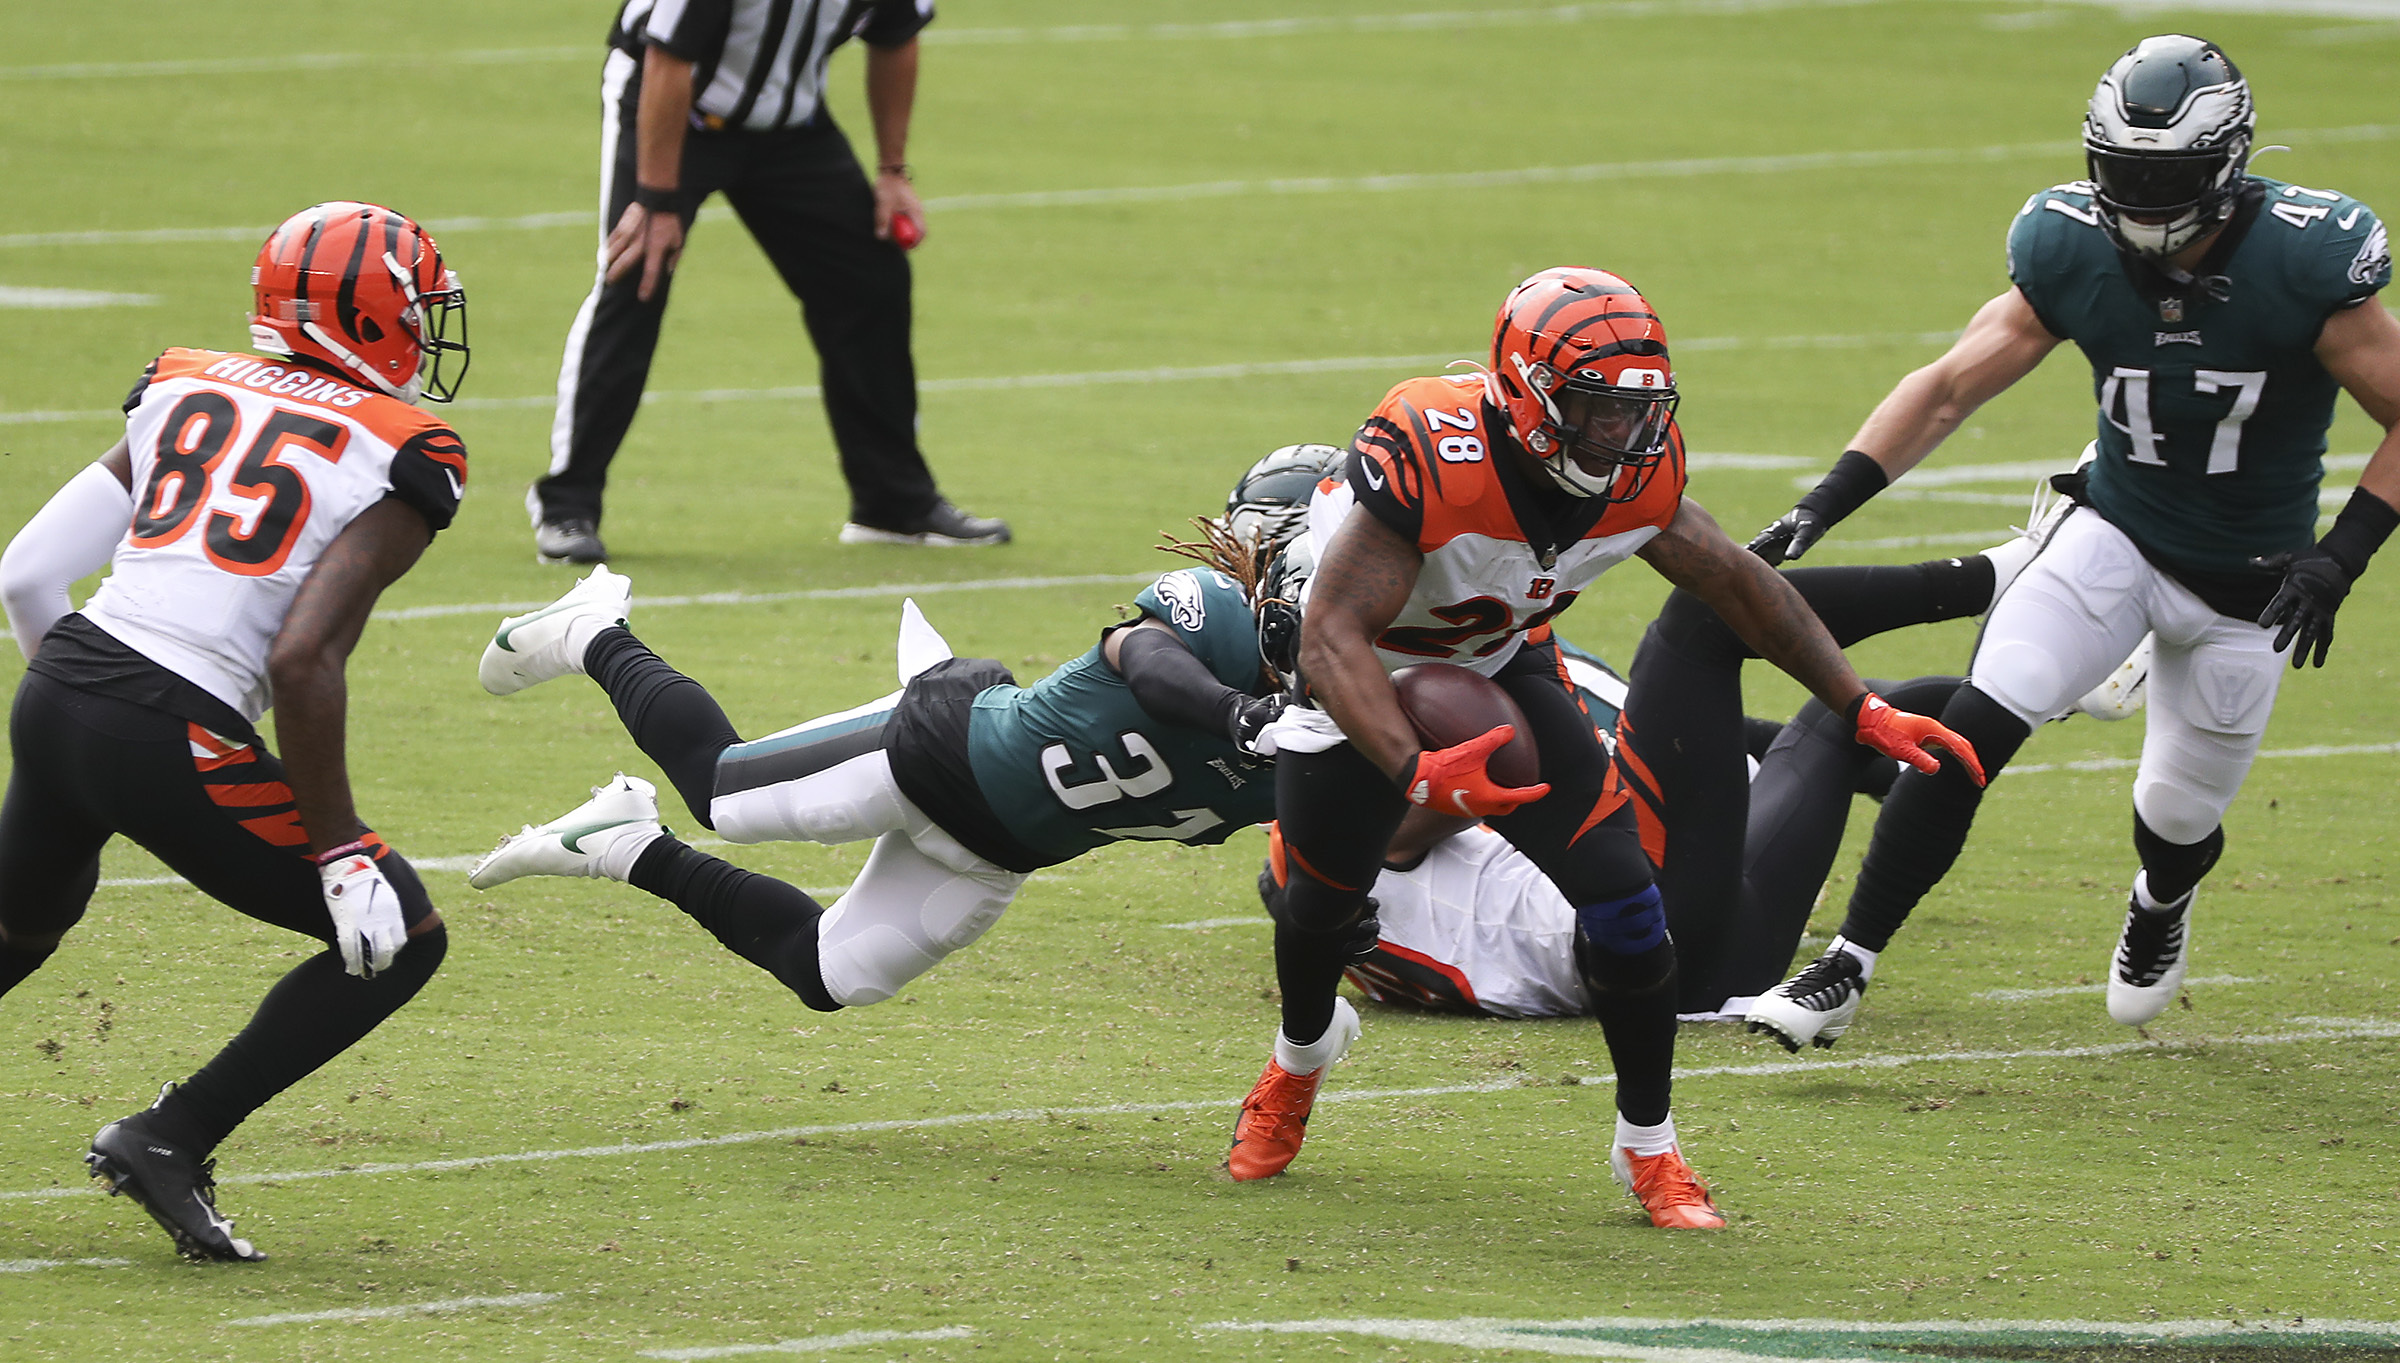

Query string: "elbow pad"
[[3, 462, 131, 656]]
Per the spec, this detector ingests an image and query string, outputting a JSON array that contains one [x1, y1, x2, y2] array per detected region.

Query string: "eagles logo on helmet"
[[250, 202, 470, 404], [1486, 267, 1679, 502], [2082, 35, 2254, 260]]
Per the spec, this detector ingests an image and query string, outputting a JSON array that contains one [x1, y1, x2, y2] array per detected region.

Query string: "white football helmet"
[[2082, 35, 2253, 259]]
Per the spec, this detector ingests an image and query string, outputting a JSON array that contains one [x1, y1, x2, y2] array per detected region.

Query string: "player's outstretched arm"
[[1104, 617, 1282, 752], [1749, 288, 2061, 563], [1642, 497, 1983, 784], [0, 439, 132, 657], [2258, 298, 2400, 666]]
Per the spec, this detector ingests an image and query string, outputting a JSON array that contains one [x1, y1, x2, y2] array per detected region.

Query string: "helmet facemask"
[[1507, 349, 1679, 501]]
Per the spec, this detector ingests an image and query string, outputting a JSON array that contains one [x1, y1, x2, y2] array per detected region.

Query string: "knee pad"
[[2132, 775, 2231, 847], [1273, 860, 1375, 937], [814, 872, 1018, 1007], [1575, 884, 1667, 957], [1574, 932, 1677, 997], [2133, 812, 2223, 899]]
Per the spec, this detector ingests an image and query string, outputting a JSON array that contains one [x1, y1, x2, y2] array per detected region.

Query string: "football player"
[[1744, 36, 2399, 1049], [1239, 267, 1986, 1229], [0, 203, 471, 1261], [463, 536, 1297, 1013]]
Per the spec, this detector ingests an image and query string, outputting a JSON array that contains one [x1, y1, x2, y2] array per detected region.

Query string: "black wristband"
[[2319, 486, 2400, 579], [631, 184, 680, 214], [1796, 450, 1891, 527]]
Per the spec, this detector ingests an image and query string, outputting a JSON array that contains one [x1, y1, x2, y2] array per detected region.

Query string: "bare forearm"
[[864, 40, 917, 169], [1304, 631, 1419, 779], [1846, 364, 1973, 480], [272, 660, 363, 855], [1710, 560, 1870, 713], [637, 48, 694, 191]]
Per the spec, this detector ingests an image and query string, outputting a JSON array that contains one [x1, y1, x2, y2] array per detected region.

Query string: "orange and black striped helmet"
[[1487, 267, 1677, 500], [249, 202, 469, 403]]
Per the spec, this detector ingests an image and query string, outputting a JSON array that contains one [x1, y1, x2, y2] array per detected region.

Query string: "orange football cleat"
[[1227, 999, 1359, 1182], [1610, 1145, 1727, 1229]]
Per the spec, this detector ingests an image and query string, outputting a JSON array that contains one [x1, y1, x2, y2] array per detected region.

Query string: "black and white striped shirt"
[[609, 0, 935, 132]]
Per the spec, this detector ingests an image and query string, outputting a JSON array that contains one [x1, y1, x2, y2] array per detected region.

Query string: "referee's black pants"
[[539, 51, 941, 531]]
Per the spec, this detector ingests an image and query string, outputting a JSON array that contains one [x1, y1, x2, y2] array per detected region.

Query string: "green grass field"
[[4, 1, 2399, 1357]]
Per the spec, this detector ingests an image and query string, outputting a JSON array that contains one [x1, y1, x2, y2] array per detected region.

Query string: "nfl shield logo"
[[2159, 296, 2184, 323]]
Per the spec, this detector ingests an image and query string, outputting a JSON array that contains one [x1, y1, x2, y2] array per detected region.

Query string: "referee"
[[533, 0, 1009, 564]]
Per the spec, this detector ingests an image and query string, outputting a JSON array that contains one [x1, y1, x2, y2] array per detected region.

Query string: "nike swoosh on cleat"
[[557, 817, 639, 853], [491, 596, 596, 654]]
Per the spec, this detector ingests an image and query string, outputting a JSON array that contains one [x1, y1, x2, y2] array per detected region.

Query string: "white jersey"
[[1353, 825, 1587, 1019], [80, 349, 467, 720]]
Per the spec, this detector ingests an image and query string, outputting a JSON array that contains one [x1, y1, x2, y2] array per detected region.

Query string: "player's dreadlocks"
[[1155, 516, 1270, 605]]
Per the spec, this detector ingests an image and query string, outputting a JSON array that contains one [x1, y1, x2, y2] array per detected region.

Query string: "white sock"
[[594, 825, 664, 882], [2131, 870, 2191, 916], [1830, 933, 1878, 982], [559, 612, 614, 676], [1981, 535, 2040, 606], [1615, 1113, 1679, 1156], [1274, 999, 1358, 1075]]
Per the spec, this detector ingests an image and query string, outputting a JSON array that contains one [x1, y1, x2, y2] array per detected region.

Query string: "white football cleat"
[[471, 774, 663, 890], [478, 565, 633, 696], [1746, 947, 1868, 1052], [2070, 635, 2152, 722], [2107, 875, 2192, 1026]]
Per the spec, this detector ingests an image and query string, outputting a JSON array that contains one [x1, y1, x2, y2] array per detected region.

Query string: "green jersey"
[[2006, 175, 2390, 575], [966, 568, 1276, 865]]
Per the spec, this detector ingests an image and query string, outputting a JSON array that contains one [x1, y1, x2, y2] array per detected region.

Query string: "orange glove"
[[1396, 725, 1551, 818], [1851, 693, 1985, 787]]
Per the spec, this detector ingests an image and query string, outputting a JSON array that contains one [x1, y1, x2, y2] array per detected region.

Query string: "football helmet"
[[1256, 532, 1316, 687], [1225, 443, 1346, 560], [2083, 35, 2254, 259], [1487, 268, 1678, 501], [249, 202, 469, 403]]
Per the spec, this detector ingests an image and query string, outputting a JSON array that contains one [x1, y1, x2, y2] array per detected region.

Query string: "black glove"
[[1229, 693, 1288, 756], [2253, 546, 2352, 669], [1746, 449, 1889, 564], [1746, 507, 1829, 566]]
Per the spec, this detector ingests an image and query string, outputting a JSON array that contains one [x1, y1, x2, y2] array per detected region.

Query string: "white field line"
[[640, 1325, 976, 1361], [0, 287, 157, 309], [1795, 451, 2375, 492], [1203, 1314, 2400, 1360], [4, 1016, 2392, 1204], [1162, 916, 1268, 930], [88, 741, 2395, 891], [1979, 973, 2262, 1002], [0, 331, 1961, 426], [374, 570, 1156, 624], [0, 1256, 129, 1272], [228, 1292, 560, 1327]]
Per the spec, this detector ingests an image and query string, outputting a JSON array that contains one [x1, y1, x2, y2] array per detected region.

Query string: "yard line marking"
[[373, 571, 1156, 624], [0, 286, 158, 309], [1162, 916, 1268, 930], [1203, 1313, 2400, 1359], [0, 47, 586, 81], [0, 331, 1962, 427], [1819, 530, 2010, 551], [6, 124, 2392, 253], [0, 1256, 130, 1272], [2011, 741, 2400, 776], [6, 1017, 2392, 1203], [641, 1325, 977, 1360], [228, 1292, 560, 1327], [1980, 973, 2262, 1002]]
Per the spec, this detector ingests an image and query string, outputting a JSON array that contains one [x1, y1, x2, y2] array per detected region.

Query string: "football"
[[1391, 663, 1541, 788]]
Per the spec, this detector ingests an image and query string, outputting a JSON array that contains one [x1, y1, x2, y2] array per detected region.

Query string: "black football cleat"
[[87, 1109, 265, 1262]]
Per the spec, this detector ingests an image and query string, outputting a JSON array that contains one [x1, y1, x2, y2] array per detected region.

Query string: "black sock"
[[1784, 558, 1996, 646], [148, 925, 450, 1158], [583, 627, 742, 828], [0, 943, 56, 999], [1576, 937, 1678, 1127], [2133, 814, 2223, 906], [1836, 685, 2032, 952], [630, 837, 842, 1012]]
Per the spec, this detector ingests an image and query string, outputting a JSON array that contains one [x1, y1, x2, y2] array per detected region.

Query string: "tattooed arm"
[[1637, 496, 1872, 715], [1300, 506, 1425, 780]]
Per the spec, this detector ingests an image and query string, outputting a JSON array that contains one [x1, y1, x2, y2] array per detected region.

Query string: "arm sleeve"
[[1131, 568, 1262, 687], [2, 461, 132, 656], [856, 0, 935, 47], [1114, 627, 1244, 738], [383, 426, 468, 534]]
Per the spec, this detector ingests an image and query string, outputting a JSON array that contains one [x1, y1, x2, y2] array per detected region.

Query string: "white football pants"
[[1971, 505, 2285, 844], [709, 690, 1025, 1009]]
